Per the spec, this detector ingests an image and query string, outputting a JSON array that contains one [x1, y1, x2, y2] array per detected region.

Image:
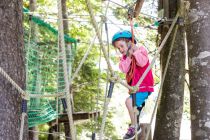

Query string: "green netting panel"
[[25, 37, 72, 127], [23, 7, 77, 46], [28, 100, 60, 127], [24, 8, 76, 127]]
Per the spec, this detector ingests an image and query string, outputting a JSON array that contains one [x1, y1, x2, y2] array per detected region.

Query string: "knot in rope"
[[100, 15, 107, 23], [109, 73, 119, 83], [129, 86, 139, 94]]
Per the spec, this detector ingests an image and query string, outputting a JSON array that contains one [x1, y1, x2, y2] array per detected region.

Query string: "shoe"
[[123, 125, 142, 140]]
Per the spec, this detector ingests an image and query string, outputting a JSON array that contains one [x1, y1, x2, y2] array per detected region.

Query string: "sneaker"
[[123, 126, 142, 140]]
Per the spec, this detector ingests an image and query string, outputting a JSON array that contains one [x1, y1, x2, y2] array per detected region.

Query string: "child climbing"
[[112, 30, 154, 140]]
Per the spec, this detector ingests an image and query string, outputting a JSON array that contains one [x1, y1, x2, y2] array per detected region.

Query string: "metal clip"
[[177, 17, 185, 26], [128, 6, 134, 19]]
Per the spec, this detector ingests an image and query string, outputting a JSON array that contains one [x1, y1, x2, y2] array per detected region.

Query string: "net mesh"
[[24, 8, 76, 127]]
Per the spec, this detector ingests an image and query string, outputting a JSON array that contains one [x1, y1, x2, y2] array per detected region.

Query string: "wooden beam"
[[134, 0, 145, 18], [138, 123, 152, 140]]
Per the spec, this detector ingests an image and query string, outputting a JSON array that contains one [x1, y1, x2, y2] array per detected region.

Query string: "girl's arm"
[[133, 46, 149, 67], [119, 56, 132, 73]]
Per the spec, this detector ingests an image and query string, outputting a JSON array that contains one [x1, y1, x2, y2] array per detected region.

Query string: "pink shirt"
[[119, 46, 154, 92]]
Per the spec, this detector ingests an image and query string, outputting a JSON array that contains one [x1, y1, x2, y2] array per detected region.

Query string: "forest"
[[0, 0, 209, 140]]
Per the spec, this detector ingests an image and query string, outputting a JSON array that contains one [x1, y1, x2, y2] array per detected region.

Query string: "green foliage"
[[23, 0, 118, 138], [23, 0, 161, 139], [38, 124, 50, 140], [71, 44, 118, 138]]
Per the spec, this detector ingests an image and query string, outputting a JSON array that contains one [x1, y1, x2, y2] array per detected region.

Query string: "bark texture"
[[28, 0, 39, 140], [153, 0, 185, 139], [0, 0, 27, 139], [186, 0, 210, 139]]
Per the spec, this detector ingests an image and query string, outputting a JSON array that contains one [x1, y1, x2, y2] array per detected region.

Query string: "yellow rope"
[[0, 67, 28, 100], [29, 92, 65, 98], [69, 31, 99, 83], [57, 0, 75, 139], [85, 0, 115, 77], [28, 129, 72, 139], [99, 98, 110, 140], [135, 11, 180, 90]]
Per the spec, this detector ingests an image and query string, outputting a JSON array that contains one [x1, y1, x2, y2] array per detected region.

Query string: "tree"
[[61, 0, 72, 139], [186, 0, 210, 139], [28, 0, 40, 140], [0, 0, 27, 139], [153, 0, 185, 139]]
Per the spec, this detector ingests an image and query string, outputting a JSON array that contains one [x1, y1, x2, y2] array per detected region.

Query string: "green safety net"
[[24, 8, 76, 127], [23, 7, 77, 46]]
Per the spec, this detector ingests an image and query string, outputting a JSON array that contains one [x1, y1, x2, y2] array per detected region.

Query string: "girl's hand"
[[128, 47, 134, 58], [132, 45, 138, 52], [127, 44, 138, 58]]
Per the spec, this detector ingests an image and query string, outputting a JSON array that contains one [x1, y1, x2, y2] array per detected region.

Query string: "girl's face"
[[114, 40, 128, 55]]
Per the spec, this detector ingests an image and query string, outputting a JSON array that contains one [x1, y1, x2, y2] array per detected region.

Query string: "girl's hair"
[[113, 38, 135, 47]]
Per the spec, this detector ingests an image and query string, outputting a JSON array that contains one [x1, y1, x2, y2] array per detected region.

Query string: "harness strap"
[[126, 56, 137, 93]]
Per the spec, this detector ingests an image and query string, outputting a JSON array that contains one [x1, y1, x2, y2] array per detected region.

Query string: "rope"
[[85, 0, 115, 77], [108, 0, 158, 19], [0, 67, 28, 100], [28, 130, 72, 139], [130, 18, 135, 47], [93, 10, 179, 140], [129, 16, 138, 140], [99, 1, 117, 138], [96, 43, 102, 131], [99, 22, 111, 140], [106, 18, 124, 30], [57, 0, 75, 139], [135, 11, 179, 89], [93, 1, 112, 134], [19, 113, 27, 140], [113, 10, 180, 93], [104, 0, 111, 16], [69, 31, 99, 83], [145, 25, 179, 140], [29, 92, 65, 98], [56, 96, 59, 136], [99, 98, 110, 140]]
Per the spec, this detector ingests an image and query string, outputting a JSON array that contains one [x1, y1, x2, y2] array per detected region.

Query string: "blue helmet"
[[112, 30, 136, 45]]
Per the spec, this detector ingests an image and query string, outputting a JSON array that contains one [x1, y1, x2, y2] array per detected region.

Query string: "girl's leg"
[[126, 92, 149, 125], [125, 97, 135, 125]]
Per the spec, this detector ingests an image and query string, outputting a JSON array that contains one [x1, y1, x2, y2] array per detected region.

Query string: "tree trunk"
[[29, 0, 38, 42], [153, 0, 185, 139], [28, 0, 40, 140], [0, 0, 27, 139], [186, 0, 210, 139], [62, 0, 69, 35], [61, 0, 72, 139]]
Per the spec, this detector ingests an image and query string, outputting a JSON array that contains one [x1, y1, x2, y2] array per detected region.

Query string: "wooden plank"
[[134, 0, 145, 18], [138, 123, 152, 140]]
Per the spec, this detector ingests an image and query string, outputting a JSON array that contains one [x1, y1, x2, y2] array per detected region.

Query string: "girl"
[[112, 30, 154, 140]]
